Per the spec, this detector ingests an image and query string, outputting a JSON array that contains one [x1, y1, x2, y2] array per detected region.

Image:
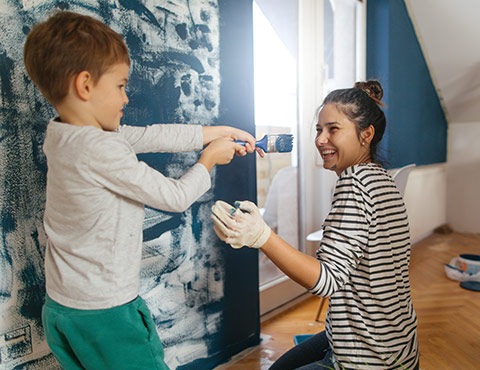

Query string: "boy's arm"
[[118, 124, 257, 156], [202, 126, 254, 145], [88, 139, 210, 213], [118, 124, 203, 154], [87, 136, 245, 213]]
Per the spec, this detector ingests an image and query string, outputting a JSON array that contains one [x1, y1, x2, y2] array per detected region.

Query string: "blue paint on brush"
[[271, 134, 294, 152], [235, 134, 293, 153]]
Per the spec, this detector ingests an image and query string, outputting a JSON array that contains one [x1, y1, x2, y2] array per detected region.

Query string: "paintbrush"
[[235, 134, 293, 153]]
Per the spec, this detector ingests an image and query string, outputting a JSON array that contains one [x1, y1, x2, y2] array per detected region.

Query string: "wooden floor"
[[221, 232, 480, 370]]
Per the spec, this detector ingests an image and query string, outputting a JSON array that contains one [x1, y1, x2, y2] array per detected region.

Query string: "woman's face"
[[315, 103, 372, 176]]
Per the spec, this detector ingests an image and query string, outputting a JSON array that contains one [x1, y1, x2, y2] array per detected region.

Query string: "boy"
[[23, 11, 256, 370]]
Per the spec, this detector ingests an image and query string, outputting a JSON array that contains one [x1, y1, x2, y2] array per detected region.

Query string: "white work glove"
[[211, 200, 271, 249]]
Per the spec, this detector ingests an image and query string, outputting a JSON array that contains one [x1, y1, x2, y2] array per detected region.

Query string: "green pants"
[[42, 295, 170, 370]]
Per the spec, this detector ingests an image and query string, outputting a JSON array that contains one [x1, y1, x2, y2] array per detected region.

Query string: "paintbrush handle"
[[234, 135, 268, 152], [237, 135, 268, 151]]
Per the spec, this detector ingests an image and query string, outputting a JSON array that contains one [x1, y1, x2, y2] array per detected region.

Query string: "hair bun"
[[354, 80, 384, 107]]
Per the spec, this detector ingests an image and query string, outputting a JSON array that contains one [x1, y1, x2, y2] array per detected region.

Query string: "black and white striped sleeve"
[[310, 170, 370, 296]]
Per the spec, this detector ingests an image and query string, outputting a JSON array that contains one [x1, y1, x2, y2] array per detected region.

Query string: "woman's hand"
[[211, 200, 321, 289], [211, 200, 271, 249]]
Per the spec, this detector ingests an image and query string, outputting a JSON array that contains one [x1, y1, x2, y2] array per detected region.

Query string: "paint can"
[[459, 254, 480, 274]]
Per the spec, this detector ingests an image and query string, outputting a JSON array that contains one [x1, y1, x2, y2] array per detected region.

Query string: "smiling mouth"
[[320, 149, 336, 160]]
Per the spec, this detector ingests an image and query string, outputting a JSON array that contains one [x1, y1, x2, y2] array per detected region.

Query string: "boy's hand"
[[228, 127, 265, 158], [198, 138, 245, 172], [227, 127, 256, 156], [202, 126, 265, 157]]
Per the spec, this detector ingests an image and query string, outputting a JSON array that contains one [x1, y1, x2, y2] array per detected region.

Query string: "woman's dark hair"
[[320, 79, 386, 164]]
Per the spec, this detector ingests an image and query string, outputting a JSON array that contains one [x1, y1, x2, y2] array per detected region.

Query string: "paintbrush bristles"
[[268, 134, 293, 153]]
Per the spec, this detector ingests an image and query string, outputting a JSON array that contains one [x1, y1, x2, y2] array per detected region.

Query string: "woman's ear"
[[361, 125, 375, 145], [73, 71, 93, 101]]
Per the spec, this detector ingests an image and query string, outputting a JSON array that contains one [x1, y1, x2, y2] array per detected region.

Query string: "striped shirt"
[[310, 163, 418, 370]]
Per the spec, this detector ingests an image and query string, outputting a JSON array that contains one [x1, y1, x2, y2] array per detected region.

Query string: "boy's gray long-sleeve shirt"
[[42, 119, 211, 309]]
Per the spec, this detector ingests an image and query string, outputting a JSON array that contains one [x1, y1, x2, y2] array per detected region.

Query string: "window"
[[254, 0, 365, 316], [254, 0, 298, 288]]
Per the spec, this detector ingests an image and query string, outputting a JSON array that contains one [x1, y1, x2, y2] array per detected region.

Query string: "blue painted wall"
[[0, 1, 258, 369], [217, 0, 260, 362], [367, 0, 448, 168]]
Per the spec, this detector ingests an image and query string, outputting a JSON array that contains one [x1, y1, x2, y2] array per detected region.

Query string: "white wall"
[[403, 164, 447, 243], [402, 121, 480, 238], [446, 122, 480, 233]]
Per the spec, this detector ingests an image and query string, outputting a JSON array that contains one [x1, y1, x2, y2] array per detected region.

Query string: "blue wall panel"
[[216, 0, 261, 362], [367, 0, 447, 168]]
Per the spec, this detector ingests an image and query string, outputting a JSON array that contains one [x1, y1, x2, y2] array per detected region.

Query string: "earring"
[[362, 141, 365, 146]]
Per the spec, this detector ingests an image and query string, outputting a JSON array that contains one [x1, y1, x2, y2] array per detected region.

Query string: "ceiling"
[[405, 0, 480, 124]]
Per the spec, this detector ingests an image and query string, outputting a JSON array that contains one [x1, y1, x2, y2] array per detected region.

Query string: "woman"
[[211, 80, 419, 370]]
